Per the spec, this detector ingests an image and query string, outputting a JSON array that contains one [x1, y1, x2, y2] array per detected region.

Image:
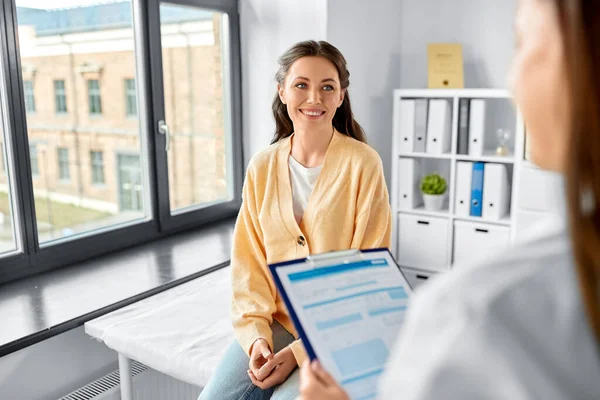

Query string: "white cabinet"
[[453, 221, 510, 265], [397, 214, 449, 271]]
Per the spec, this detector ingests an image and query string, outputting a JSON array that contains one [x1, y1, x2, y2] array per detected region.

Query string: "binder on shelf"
[[455, 161, 473, 217], [399, 100, 416, 153], [426, 99, 451, 154], [398, 158, 422, 210], [457, 98, 470, 154], [414, 99, 429, 152], [470, 162, 485, 217], [468, 99, 485, 156], [482, 163, 510, 220]]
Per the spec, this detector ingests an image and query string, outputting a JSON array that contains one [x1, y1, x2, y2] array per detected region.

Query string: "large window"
[[0, 0, 241, 284], [54, 80, 67, 114], [88, 80, 102, 115]]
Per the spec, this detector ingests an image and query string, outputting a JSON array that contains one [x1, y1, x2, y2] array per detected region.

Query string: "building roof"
[[17, 2, 212, 37]]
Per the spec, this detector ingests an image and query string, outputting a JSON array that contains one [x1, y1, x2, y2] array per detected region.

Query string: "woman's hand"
[[247, 345, 297, 389], [299, 360, 350, 400], [249, 338, 274, 381]]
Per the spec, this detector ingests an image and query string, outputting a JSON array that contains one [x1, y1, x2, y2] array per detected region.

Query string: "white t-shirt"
[[379, 215, 600, 399], [288, 156, 322, 224]]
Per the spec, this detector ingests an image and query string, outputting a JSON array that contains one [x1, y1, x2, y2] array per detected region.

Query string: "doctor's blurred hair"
[[554, 0, 600, 343], [271, 40, 366, 144]]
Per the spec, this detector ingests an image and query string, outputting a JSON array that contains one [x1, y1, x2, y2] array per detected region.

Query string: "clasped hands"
[[247, 338, 297, 389]]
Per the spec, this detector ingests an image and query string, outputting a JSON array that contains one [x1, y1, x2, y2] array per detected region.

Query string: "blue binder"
[[470, 162, 485, 216]]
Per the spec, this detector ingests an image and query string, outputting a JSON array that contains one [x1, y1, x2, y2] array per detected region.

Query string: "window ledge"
[[0, 217, 235, 358]]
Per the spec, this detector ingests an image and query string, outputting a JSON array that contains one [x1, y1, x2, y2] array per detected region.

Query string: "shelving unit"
[[391, 89, 526, 274]]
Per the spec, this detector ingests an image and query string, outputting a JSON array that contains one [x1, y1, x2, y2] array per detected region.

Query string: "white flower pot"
[[422, 193, 445, 211]]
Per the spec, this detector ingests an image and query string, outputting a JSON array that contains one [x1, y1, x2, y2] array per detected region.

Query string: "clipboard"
[[269, 248, 413, 399]]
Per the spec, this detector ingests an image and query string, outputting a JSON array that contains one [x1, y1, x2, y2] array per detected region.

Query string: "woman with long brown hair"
[[299, 0, 600, 398], [199, 40, 391, 399]]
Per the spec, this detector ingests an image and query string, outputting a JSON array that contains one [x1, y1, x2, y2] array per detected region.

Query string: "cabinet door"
[[453, 221, 510, 265], [398, 214, 449, 271]]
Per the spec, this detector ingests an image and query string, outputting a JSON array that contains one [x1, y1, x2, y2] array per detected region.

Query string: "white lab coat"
[[379, 216, 600, 399]]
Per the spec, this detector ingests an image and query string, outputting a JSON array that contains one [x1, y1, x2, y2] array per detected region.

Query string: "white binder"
[[413, 99, 428, 152], [482, 163, 510, 220], [426, 99, 451, 154], [454, 161, 473, 217], [398, 158, 422, 210], [468, 99, 486, 156], [399, 100, 415, 153]]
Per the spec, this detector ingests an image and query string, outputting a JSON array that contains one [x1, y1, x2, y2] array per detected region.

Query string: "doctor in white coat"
[[298, 0, 600, 398]]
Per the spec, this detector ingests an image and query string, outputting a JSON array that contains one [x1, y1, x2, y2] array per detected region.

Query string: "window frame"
[[0, 0, 242, 285], [148, 0, 243, 232]]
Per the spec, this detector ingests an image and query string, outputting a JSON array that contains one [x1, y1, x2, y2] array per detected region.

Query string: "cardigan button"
[[297, 236, 306, 246]]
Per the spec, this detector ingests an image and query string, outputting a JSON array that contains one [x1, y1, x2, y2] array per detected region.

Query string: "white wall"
[[326, 0, 517, 186], [239, 0, 327, 165], [0, 327, 117, 400], [396, 0, 517, 89], [327, 0, 403, 187]]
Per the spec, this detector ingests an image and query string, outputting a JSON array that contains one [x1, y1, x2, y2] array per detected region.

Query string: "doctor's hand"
[[249, 338, 274, 381], [247, 345, 297, 389], [299, 360, 349, 400]]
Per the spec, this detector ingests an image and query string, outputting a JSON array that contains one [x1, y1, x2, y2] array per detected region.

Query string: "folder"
[[482, 163, 510, 220], [457, 98, 470, 154], [455, 161, 473, 217], [468, 99, 485, 156], [470, 162, 485, 217], [398, 100, 415, 153], [398, 158, 422, 210], [426, 99, 451, 154], [413, 99, 428, 152]]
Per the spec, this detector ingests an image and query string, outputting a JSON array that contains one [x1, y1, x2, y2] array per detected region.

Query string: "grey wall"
[[0, 327, 117, 400], [239, 0, 327, 166], [325, 0, 517, 186], [327, 0, 403, 188], [396, 0, 517, 89]]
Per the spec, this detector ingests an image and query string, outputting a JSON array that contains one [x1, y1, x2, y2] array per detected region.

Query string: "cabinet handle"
[[416, 274, 429, 280], [417, 220, 429, 225], [475, 228, 489, 233]]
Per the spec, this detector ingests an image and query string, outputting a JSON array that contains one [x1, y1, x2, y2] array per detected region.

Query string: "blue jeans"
[[198, 320, 299, 400]]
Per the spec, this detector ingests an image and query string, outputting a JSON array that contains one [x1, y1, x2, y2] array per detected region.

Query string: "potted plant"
[[420, 173, 447, 211]]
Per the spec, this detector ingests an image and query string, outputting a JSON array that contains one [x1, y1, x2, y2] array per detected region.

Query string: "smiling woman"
[[197, 40, 392, 400]]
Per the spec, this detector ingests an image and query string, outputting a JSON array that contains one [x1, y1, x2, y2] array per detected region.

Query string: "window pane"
[[159, 5, 234, 213], [16, 0, 148, 244], [0, 62, 18, 255]]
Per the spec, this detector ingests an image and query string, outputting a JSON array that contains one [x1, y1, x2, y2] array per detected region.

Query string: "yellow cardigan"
[[231, 130, 392, 366]]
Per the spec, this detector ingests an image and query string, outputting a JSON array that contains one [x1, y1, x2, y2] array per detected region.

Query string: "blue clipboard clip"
[[306, 249, 364, 267]]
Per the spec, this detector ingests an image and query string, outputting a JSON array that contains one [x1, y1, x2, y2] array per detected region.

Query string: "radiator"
[[58, 361, 202, 400]]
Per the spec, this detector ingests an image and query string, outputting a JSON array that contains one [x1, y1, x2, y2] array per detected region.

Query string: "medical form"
[[270, 248, 413, 400]]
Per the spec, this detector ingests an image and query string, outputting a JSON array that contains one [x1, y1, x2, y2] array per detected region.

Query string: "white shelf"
[[399, 152, 453, 160], [455, 153, 515, 163], [452, 215, 512, 226], [398, 207, 450, 219]]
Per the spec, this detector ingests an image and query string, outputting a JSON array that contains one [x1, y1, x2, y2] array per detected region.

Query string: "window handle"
[[157, 120, 170, 152]]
